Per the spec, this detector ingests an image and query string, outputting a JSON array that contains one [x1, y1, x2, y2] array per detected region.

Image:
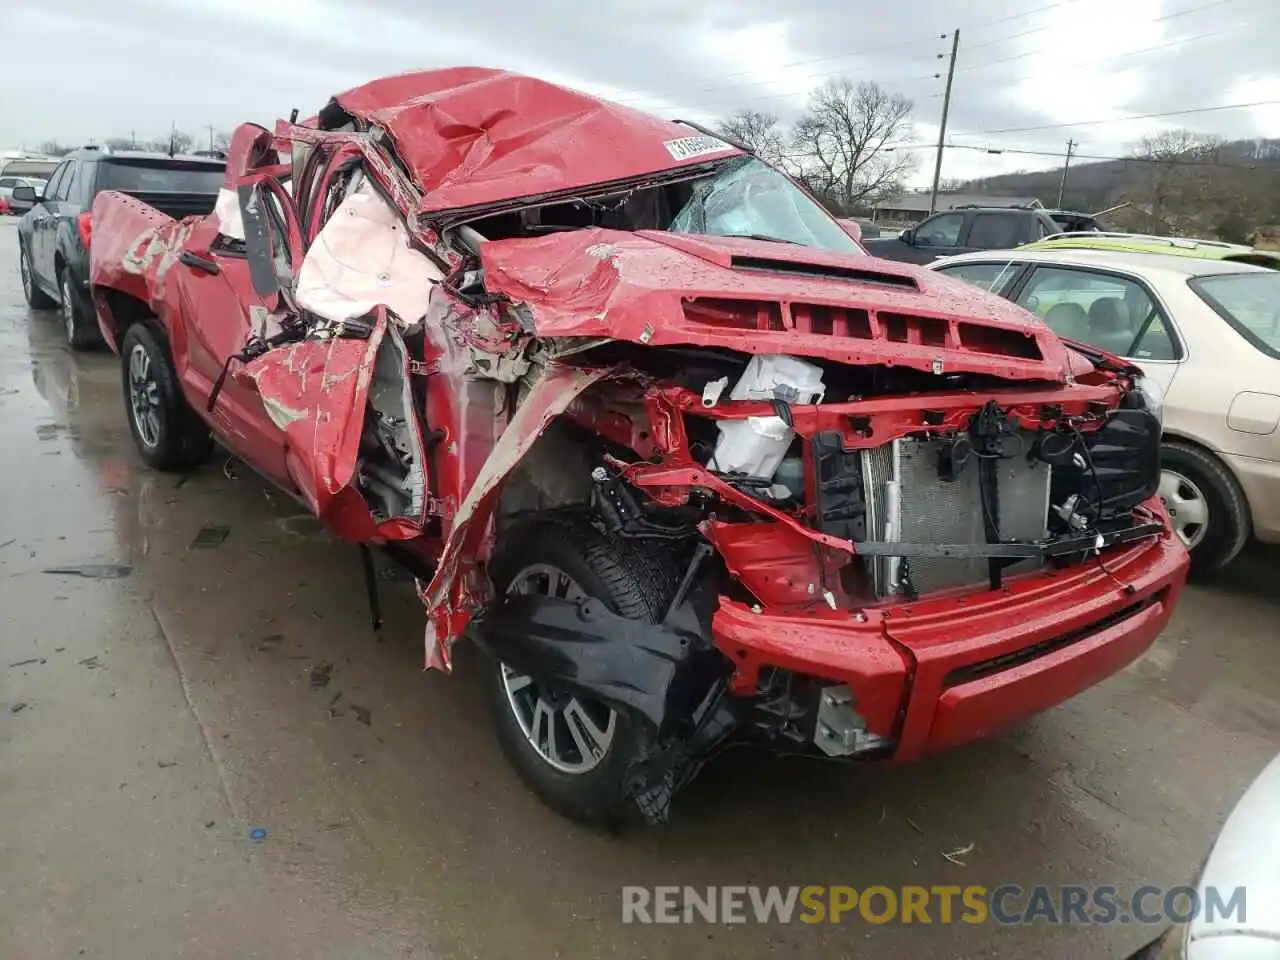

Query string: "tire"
[[19, 241, 56, 309], [59, 266, 100, 352], [120, 322, 214, 472], [483, 517, 679, 826], [1159, 441, 1250, 575]]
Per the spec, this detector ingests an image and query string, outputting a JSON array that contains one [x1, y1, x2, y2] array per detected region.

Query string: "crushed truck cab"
[[87, 67, 1188, 826]]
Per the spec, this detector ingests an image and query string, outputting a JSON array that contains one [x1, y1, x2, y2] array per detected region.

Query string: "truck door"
[[173, 124, 301, 488]]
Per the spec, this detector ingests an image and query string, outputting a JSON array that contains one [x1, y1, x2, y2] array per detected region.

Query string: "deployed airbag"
[[295, 183, 443, 326]]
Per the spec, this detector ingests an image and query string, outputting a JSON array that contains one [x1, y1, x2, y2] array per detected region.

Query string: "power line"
[[877, 140, 1280, 171], [608, 41, 952, 106], [955, 13, 1259, 78], [963, 23, 1058, 55], [609, 34, 950, 105], [883, 23, 1265, 93], [859, 7, 1259, 92], [958, 0, 1079, 29], [649, 86, 941, 119], [956, 98, 1280, 137], [610, 6, 1263, 119], [601, 0, 1088, 110], [955, 0, 1246, 62]]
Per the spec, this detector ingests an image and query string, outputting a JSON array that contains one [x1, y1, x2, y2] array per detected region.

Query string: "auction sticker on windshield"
[[663, 135, 735, 161]]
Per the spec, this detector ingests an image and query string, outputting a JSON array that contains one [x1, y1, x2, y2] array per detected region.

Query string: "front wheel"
[[60, 270, 100, 352], [119, 322, 214, 472], [1159, 441, 1250, 574], [482, 518, 678, 826]]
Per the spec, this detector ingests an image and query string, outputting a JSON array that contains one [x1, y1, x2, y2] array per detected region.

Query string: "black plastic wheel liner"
[[467, 595, 723, 739]]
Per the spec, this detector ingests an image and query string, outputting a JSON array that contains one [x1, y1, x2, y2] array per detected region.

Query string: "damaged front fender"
[[420, 362, 621, 669]]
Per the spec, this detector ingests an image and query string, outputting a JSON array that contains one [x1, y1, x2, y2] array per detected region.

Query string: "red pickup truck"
[[86, 68, 1188, 826]]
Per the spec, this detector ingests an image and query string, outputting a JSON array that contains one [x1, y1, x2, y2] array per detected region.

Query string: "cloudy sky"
[[5, 0, 1278, 188]]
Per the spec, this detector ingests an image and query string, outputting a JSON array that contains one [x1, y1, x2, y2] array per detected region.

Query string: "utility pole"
[[207, 124, 216, 151], [929, 29, 960, 215], [1056, 139, 1076, 207]]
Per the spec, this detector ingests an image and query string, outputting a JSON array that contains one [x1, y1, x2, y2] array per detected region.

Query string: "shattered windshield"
[[669, 157, 863, 254]]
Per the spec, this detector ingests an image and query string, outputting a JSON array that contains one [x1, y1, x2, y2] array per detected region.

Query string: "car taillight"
[[77, 212, 92, 248]]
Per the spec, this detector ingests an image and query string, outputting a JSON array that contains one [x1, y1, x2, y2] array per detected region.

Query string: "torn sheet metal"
[[329, 68, 742, 215], [295, 182, 443, 326], [477, 228, 1075, 382], [90, 192, 206, 320], [242, 306, 424, 542], [420, 363, 619, 671], [279, 123, 424, 223]]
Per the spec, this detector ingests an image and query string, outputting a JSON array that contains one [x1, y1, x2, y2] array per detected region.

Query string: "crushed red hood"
[[330, 68, 745, 215], [479, 229, 1076, 382]]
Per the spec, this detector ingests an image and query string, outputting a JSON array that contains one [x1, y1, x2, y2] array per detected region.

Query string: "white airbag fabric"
[[214, 188, 246, 241], [296, 183, 443, 326]]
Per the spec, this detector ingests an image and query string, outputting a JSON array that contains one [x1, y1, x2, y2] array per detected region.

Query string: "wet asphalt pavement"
[[1, 217, 1277, 960]]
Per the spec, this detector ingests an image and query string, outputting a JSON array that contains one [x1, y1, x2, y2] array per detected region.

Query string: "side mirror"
[[900, 227, 915, 245], [837, 218, 862, 242], [10, 184, 37, 213]]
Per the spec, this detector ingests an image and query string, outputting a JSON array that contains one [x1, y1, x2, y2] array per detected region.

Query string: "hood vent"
[[730, 255, 920, 291], [681, 298, 1046, 362]]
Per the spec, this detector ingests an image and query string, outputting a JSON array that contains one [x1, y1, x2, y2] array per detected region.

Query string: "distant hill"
[[949, 137, 1280, 242]]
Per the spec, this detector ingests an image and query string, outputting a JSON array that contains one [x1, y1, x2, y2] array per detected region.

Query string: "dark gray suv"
[[14, 147, 224, 350]]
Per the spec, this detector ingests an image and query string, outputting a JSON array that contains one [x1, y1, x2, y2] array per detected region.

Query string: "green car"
[[1023, 231, 1280, 269]]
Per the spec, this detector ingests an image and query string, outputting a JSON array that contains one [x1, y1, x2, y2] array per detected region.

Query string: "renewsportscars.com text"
[[621, 884, 1246, 926]]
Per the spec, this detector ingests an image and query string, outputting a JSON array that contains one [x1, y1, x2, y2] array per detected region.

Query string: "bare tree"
[[1132, 128, 1222, 233], [141, 129, 196, 154], [717, 110, 791, 170], [791, 79, 915, 209], [38, 140, 73, 157]]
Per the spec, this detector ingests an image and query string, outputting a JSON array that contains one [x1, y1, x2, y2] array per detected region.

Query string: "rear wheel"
[[483, 518, 677, 826], [1159, 441, 1250, 574], [19, 242, 55, 309], [120, 322, 214, 472]]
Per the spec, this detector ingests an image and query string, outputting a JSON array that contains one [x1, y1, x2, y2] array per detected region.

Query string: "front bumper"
[[711, 507, 1189, 761]]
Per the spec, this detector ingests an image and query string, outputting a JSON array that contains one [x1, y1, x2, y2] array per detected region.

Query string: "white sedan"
[[928, 247, 1280, 574], [1132, 750, 1280, 958]]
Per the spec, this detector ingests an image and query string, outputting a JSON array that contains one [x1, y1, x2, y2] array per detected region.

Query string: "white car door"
[[1012, 264, 1183, 395]]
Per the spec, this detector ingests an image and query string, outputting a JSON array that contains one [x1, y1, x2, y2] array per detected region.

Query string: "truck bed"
[[120, 190, 219, 220]]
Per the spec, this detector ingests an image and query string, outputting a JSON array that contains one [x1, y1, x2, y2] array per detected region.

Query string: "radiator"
[[860, 434, 1051, 596]]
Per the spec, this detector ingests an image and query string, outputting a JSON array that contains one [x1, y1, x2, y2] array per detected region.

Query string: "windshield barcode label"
[[663, 135, 734, 161]]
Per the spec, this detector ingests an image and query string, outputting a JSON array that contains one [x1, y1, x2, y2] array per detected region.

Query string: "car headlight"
[[1133, 374, 1164, 428]]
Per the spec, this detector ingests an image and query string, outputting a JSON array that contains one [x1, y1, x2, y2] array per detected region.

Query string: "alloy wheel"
[[499, 563, 618, 775], [20, 249, 33, 302], [127, 343, 162, 449], [1159, 469, 1209, 549], [61, 276, 76, 343]]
